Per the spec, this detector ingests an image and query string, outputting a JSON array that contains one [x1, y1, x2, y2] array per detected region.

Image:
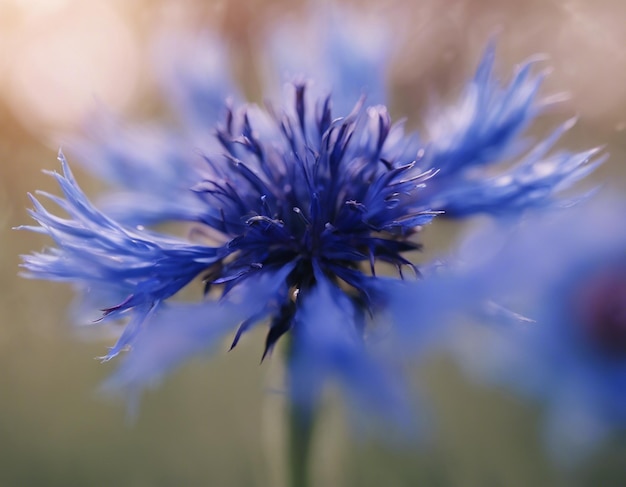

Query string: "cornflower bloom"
[[20, 10, 603, 427], [409, 195, 626, 465]]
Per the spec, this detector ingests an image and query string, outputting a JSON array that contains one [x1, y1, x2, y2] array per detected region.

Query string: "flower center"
[[574, 263, 626, 357]]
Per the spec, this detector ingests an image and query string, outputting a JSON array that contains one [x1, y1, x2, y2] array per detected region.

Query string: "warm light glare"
[[12, 0, 70, 16], [4, 0, 140, 133]]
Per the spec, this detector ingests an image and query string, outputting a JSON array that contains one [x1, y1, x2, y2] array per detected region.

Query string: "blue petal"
[[265, 6, 391, 113], [152, 31, 241, 132], [102, 265, 296, 397], [19, 152, 221, 316], [422, 43, 544, 175], [288, 271, 411, 425], [416, 45, 602, 216], [69, 117, 211, 225]]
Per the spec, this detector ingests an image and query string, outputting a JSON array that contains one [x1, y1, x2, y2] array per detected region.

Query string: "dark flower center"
[[574, 263, 626, 358], [193, 85, 435, 356]]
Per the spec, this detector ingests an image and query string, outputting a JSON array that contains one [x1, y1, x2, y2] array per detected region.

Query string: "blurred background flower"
[[3, 0, 626, 486], [438, 195, 626, 468]]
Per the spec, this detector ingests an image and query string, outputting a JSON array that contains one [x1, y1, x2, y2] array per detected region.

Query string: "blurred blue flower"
[[20, 9, 604, 426], [68, 30, 238, 226], [265, 6, 392, 114], [23, 89, 438, 420], [415, 196, 626, 464], [69, 7, 391, 227]]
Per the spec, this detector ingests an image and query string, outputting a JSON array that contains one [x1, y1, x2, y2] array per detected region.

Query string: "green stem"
[[288, 403, 315, 487]]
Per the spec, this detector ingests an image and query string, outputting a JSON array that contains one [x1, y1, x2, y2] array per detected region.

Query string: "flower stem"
[[288, 403, 315, 487]]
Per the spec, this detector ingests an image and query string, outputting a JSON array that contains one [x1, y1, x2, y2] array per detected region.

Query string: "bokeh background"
[[2, 0, 626, 485]]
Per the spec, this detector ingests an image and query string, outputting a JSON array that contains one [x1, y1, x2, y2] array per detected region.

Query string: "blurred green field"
[[2, 0, 626, 485]]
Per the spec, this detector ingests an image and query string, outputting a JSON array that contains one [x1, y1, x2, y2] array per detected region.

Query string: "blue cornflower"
[[409, 195, 626, 464], [23, 88, 438, 418], [21, 24, 603, 424]]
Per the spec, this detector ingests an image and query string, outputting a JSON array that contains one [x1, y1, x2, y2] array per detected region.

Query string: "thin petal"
[[288, 273, 411, 425]]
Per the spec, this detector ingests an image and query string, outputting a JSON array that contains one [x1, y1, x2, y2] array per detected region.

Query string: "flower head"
[[20, 13, 604, 426], [22, 86, 438, 418], [419, 195, 626, 464]]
